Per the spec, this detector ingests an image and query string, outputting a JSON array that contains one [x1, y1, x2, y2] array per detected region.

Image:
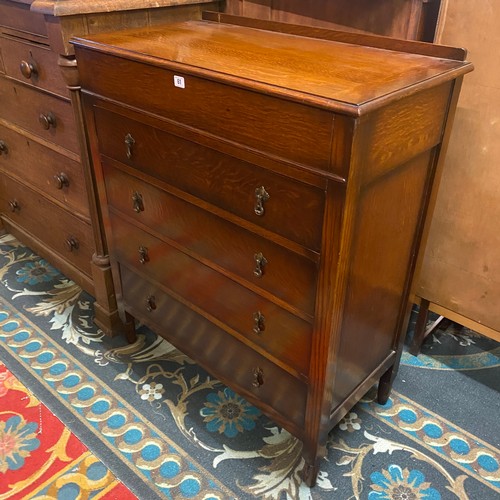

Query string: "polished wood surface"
[[73, 19, 466, 112], [75, 16, 470, 486], [0, 123, 90, 219], [223, 0, 442, 41], [0, 0, 222, 336]]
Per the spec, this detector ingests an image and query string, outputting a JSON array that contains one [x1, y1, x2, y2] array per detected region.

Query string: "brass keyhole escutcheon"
[[125, 133, 135, 159], [253, 311, 265, 335], [254, 186, 270, 216], [252, 367, 264, 388], [132, 192, 144, 213], [138, 246, 149, 264], [253, 252, 267, 278], [146, 295, 157, 312]]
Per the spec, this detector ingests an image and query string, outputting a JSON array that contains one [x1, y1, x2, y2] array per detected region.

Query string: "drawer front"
[[95, 108, 325, 250], [0, 175, 93, 276], [104, 165, 318, 315], [0, 37, 68, 96], [0, 2, 47, 37], [0, 123, 89, 218], [120, 264, 308, 431], [79, 51, 334, 171], [0, 80, 78, 153], [110, 213, 312, 376]]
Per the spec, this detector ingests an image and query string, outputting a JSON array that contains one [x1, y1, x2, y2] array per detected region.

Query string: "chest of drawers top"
[[72, 15, 470, 116]]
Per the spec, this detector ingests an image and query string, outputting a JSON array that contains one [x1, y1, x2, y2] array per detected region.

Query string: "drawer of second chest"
[[0, 123, 89, 219], [0, 175, 93, 276], [110, 213, 313, 378], [0, 37, 68, 97], [104, 164, 318, 317], [0, 80, 78, 154]]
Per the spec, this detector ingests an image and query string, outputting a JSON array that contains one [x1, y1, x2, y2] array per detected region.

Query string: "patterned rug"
[[0, 233, 499, 499], [0, 362, 136, 499]]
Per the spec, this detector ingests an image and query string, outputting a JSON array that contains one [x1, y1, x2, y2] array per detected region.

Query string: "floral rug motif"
[[0, 361, 135, 499], [0, 233, 499, 499]]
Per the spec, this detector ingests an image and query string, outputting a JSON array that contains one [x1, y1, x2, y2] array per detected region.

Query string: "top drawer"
[[0, 36, 68, 97], [77, 51, 335, 172], [0, 1, 47, 38]]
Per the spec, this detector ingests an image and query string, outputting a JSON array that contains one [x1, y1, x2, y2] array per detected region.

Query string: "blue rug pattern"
[[0, 233, 499, 499]]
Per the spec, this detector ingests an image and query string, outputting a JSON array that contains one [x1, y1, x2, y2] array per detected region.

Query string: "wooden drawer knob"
[[146, 295, 157, 312], [39, 112, 57, 130], [54, 173, 69, 189], [252, 367, 264, 388], [254, 186, 270, 216], [253, 311, 265, 335], [65, 237, 79, 252], [253, 252, 267, 277], [8, 200, 20, 213], [20, 60, 38, 79], [0, 140, 8, 156]]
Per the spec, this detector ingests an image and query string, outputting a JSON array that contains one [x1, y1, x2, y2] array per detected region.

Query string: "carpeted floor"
[[0, 233, 499, 499], [0, 361, 137, 499]]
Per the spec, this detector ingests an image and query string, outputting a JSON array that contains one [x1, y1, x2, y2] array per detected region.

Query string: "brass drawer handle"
[[252, 367, 264, 388], [39, 112, 56, 130], [0, 140, 8, 155], [254, 186, 270, 216], [138, 246, 149, 264], [146, 295, 156, 312], [124, 133, 135, 159], [253, 252, 267, 278], [65, 237, 79, 252], [8, 200, 20, 213], [54, 173, 69, 189], [132, 192, 144, 213], [20, 60, 38, 79], [253, 311, 265, 335]]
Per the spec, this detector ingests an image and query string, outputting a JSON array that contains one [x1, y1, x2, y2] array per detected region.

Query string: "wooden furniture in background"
[[0, 0, 220, 335], [73, 13, 471, 485], [411, 0, 500, 352], [222, 0, 442, 41]]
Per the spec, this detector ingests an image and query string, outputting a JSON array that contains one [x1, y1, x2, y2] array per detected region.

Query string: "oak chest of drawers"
[[73, 13, 472, 485], [0, 0, 219, 335]]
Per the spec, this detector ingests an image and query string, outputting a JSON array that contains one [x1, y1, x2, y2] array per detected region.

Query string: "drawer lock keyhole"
[[254, 186, 270, 216], [0, 140, 8, 156]]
